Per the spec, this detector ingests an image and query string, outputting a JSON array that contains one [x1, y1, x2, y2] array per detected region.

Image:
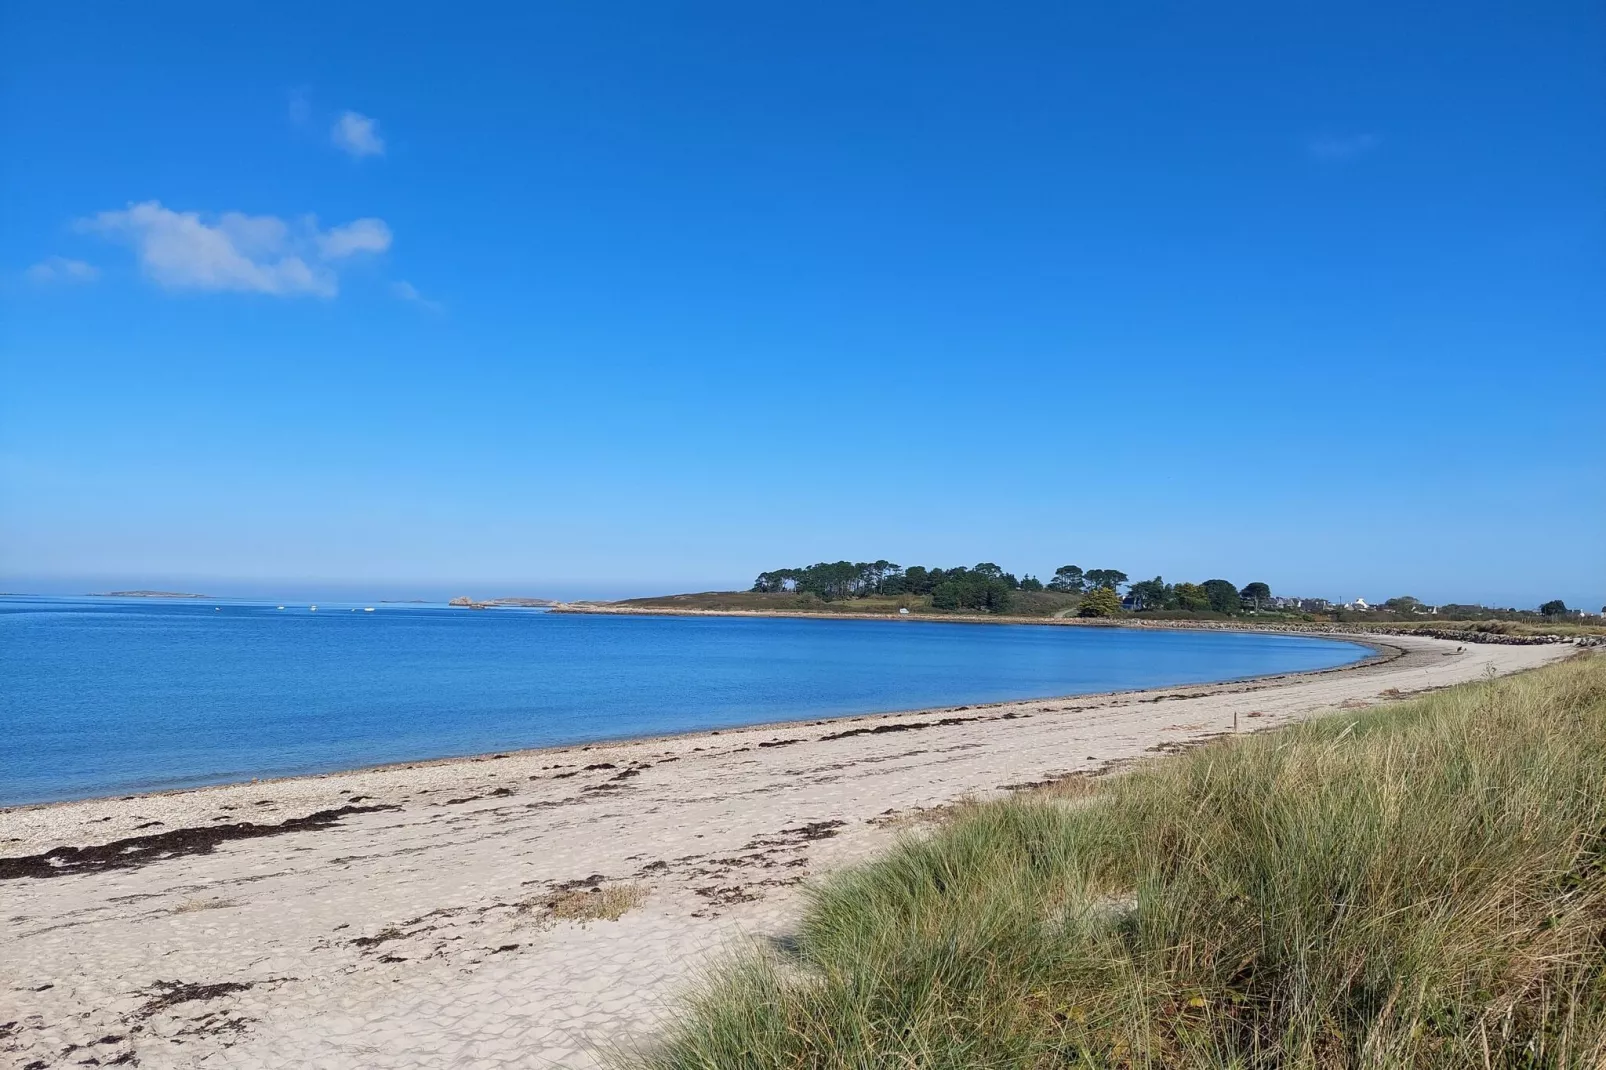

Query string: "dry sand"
[[0, 633, 1575, 1069]]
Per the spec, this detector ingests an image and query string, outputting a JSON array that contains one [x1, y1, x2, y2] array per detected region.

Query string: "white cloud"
[[81, 202, 332, 296], [318, 218, 392, 259], [78, 201, 393, 298], [332, 111, 384, 158], [1307, 133, 1380, 161], [25, 256, 99, 284], [391, 280, 442, 312]]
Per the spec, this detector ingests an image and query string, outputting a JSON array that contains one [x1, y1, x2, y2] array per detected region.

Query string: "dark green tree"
[[984, 582, 1014, 613], [1540, 599, 1568, 616], [929, 571, 1013, 613], [1048, 565, 1085, 593], [793, 561, 862, 600], [751, 569, 800, 593], [1127, 576, 1170, 610], [1240, 582, 1271, 610], [1202, 579, 1240, 614], [864, 560, 900, 594], [1084, 569, 1129, 591]]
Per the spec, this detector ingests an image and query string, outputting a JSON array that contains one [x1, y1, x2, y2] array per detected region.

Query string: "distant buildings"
[[1263, 596, 1448, 615], [1270, 596, 1333, 612]]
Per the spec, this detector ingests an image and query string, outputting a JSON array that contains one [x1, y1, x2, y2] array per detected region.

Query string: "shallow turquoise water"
[[0, 597, 1368, 805]]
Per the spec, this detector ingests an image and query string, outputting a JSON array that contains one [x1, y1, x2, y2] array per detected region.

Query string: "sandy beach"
[[0, 633, 1578, 1069]]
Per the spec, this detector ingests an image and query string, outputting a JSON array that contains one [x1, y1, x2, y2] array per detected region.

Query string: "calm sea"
[[0, 596, 1369, 806]]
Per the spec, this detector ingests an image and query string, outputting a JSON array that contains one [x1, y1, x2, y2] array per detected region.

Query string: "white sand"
[[0, 633, 1575, 1069]]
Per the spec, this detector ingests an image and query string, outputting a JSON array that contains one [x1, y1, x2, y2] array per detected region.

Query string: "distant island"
[[447, 596, 560, 610], [89, 590, 211, 599]]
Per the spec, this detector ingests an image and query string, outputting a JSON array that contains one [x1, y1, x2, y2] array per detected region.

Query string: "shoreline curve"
[[5, 625, 1388, 813]]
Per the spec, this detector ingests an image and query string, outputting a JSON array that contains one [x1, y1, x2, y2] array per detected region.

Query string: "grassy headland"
[[591, 590, 1606, 642], [632, 654, 1606, 1068], [594, 559, 1604, 637]]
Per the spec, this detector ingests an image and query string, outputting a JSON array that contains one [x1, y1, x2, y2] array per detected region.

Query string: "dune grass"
[[632, 655, 1606, 1069]]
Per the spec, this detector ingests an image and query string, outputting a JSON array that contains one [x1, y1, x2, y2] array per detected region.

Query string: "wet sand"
[[0, 633, 1576, 1069]]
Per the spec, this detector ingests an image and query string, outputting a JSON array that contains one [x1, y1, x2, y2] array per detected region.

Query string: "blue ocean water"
[[0, 597, 1369, 806]]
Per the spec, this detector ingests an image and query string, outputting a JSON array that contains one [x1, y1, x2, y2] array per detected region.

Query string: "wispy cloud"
[[1307, 133, 1380, 161], [331, 110, 384, 158], [318, 218, 393, 259], [78, 201, 392, 298], [287, 88, 311, 127], [25, 256, 99, 284], [392, 280, 443, 312]]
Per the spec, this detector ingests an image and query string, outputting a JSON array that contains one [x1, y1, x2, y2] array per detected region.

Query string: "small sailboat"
[[310, 605, 317, 612]]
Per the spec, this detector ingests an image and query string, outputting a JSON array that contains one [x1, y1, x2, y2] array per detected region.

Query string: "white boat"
[[310, 605, 317, 612], [364, 607, 375, 612]]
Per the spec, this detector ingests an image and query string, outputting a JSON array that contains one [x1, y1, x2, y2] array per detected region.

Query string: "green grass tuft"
[[630, 655, 1606, 1068]]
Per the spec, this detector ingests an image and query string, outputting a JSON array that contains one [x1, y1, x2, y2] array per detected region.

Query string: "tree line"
[[750, 561, 1274, 616], [751, 561, 1040, 612], [749, 562, 1589, 620]]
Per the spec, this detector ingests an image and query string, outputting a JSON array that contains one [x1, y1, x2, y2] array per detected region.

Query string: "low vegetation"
[[631, 655, 1606, 1068], [1339, 618, 1606, 640], [525, 882, 649, 925], [611, 588, 1606, 637]]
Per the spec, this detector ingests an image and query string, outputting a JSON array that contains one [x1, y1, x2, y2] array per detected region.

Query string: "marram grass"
[[628, 654, 1606, 1069]]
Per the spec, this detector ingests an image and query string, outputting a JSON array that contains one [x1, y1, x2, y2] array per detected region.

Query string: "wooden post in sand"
[[1233, 710, 1239, 733]]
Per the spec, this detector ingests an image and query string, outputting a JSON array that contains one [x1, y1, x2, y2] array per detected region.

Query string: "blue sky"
[[2, 2, 1602, 607]]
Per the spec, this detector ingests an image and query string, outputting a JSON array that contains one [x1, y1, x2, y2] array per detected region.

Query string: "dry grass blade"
[[524, 882, 649, 925]]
